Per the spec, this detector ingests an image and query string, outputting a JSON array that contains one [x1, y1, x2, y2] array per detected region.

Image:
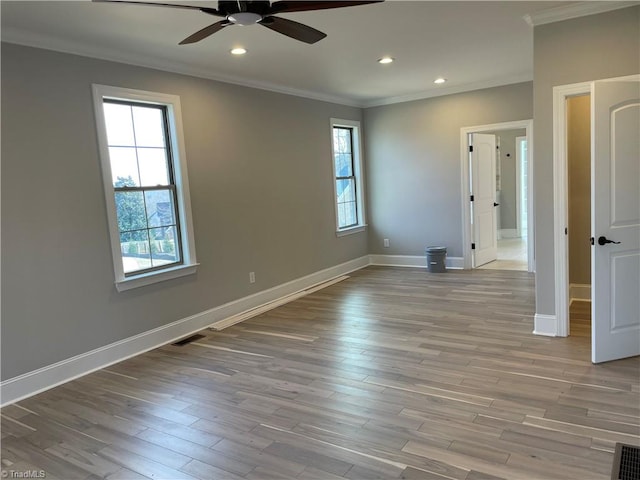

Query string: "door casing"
[[552, 74, 639, 342], [460, 120, 534, 272]]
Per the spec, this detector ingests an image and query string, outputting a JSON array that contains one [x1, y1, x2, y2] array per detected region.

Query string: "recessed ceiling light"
[[434, 77, 447, 84], [230, 47, 247, 55], [378, 57, 394, 64]]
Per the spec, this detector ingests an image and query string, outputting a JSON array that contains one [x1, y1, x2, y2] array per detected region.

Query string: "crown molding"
[[0, 29, 363, 108], [3, 30, 533, 110], [523, 1, 639, 27], [362, 74, 533, 108]]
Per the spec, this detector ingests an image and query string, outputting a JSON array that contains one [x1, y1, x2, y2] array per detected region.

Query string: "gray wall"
[[364, 83, 533, 256], [533, 6, 640, 315], [1, 43, 366, 380], [567, 95, 591, 286]]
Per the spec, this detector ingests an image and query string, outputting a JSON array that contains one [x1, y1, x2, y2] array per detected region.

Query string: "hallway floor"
[[477, 237, 528, 271]]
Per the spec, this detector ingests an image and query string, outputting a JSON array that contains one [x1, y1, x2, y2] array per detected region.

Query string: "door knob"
[[493, 202, 500, 207], [598, 236, 621, 245]]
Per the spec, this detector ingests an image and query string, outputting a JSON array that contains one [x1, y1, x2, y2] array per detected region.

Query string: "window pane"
[[333, 127, 352, 154], [337, 203, 347, 228], [120, 229, 151, 274], [335, 153, 353, 177], [339, 201, 357, 228], [115, 190, 148, 232], [145, 189, 176, 227], [110, 147, 140, 187], [104, 103, 135, 146], [132, 106, 166, 147], [138, 148, 170, 186], [149, 226, 180, 267], [336, 178, 356, 203]]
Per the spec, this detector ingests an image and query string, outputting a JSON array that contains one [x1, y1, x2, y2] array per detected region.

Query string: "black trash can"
[[426, 246, 447, 273]]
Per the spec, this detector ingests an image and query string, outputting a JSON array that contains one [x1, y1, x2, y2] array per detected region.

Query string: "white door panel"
[[592, 76, 640, 363], [471, 133, 497, 267]]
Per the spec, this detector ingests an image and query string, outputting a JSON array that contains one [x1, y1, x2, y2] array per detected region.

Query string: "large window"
[[330, 119, 365, 234], [93, 85, 197, 291]]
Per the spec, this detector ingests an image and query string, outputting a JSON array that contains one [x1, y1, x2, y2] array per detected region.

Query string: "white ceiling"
[[1, 1, 626, 106]]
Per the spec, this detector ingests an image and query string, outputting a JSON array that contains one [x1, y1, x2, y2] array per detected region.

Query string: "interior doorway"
[[566, 94, 592, 338], [552, 75, 639, 363], [460, 120, 534, 272]]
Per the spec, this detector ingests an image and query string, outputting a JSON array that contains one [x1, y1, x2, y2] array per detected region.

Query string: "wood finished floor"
[[570, 300, 592, 338], [2, 267, 639, 480]]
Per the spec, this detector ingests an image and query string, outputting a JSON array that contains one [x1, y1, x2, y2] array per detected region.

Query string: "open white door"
[[471, 133, 498, 267], [592, 76, 640, 363]]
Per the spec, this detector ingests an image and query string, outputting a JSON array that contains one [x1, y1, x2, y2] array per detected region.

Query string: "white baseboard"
[[533, 313, 557, 336], [569, 283, 591, 304], [500, 229, 520, 239], [0, 256, 370, 407], [210, 275, 349, 331], [369, 254, 464, 270]]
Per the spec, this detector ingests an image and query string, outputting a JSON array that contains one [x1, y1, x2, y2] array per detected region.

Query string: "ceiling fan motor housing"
[[218, 0, 271, 16]]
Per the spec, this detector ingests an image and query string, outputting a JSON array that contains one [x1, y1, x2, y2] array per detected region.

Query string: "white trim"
[[92, 84, 199, 291], [533, 313, 558, 337], [0, 256, 369, 407], [499, 229, 519, 239], [330, 118, 367, 232], [1, 36, 533, 110], [460, 120, 534, 272], [116, 264, 199, 292], [515, 135, 526, 238], [363, 75, 533, 108], [369, 254, 464, 270], [210, 276, 349, 331], [336, 225, 367, 237], [523, 1, 639, 27], [569, 283, 592, 304], [553, 82, 592, 338], [1, 36, 362, 108]]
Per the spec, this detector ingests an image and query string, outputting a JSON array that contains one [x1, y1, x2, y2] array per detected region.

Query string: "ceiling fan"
[[94, 0, 384, 45]]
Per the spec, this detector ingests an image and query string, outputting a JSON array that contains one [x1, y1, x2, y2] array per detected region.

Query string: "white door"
[[592, 76, 640, 363], [471, 133, 498, 267]]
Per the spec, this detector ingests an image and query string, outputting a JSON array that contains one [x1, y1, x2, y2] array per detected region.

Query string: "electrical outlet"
[[383, 238, 390, 248], [249, 272, 255, 284]]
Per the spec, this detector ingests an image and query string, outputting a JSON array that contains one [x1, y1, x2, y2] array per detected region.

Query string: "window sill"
[[115, 263, 199, 292], [336, 225, 367, 237]]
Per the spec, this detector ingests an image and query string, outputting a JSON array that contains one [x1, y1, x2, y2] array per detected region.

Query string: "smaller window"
[[330, 119, 366, 235], [93, 85, 198, 291]]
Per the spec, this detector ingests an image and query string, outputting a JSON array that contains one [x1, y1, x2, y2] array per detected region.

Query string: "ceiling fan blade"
[[261, 16, 326, 44], [179, 20, 230, 45], [92, 0, 223, 17], [269, 1, 383, 15]]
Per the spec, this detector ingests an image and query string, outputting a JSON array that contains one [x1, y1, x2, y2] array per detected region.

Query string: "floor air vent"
[[171, 334, 205, 346], [612, 443, 640, 480]]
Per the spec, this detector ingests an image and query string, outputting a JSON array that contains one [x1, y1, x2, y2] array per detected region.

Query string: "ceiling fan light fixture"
[[378, 56, 394, 64], [228, 12, 263, 26], [434, 77, 447, 84]]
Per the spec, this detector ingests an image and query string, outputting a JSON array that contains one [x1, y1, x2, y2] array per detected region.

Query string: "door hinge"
[[590, 237, 594, 245], [469, 145, 474, 153], [471, 243, 476, 250], [565, 227, 568, 235], [470, 194, 474, 202]]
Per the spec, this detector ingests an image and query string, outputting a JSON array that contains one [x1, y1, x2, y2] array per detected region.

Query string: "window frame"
[[330, 118, 366, 236], [93, 84, 198, 291]]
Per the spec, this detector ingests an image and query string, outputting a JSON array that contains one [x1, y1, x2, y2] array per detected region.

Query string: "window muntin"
[[104, 100, 182, 275], [330, 119, 365, 234], [93, 85, 197, 291]]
